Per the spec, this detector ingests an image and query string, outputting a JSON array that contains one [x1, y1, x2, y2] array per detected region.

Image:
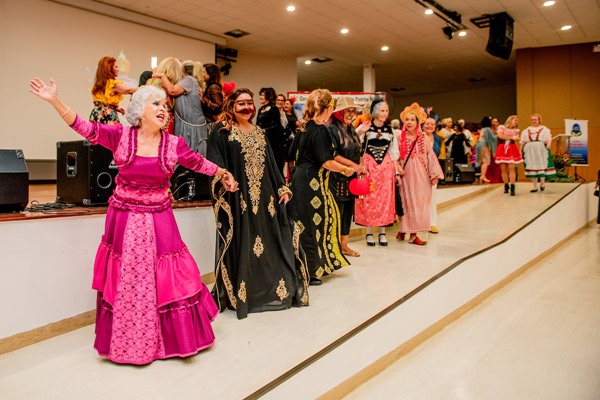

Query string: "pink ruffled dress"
[[69, 115, 219, 365]]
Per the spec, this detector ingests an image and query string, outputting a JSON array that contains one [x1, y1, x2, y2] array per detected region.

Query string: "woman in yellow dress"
[[89, 56, 136, 124]]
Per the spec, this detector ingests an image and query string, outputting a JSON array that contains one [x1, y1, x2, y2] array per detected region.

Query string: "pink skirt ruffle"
[[94, 288, 217, 364]]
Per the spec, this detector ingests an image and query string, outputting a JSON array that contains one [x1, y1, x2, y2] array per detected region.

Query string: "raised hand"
[[29, 77, 58, 102]]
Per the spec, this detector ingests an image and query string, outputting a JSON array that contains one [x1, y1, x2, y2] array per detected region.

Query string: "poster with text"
[[565, 119, 588, 165], [287, 92, 383, 120]]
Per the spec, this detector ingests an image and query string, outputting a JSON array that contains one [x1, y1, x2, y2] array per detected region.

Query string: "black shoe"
[[309, 277, 322, 286], [366, 234, 376, 246], [530, 189, 538, 193], [540, 186, 545, 191], [510, 184, 516, 196], [378, 233, 388, 246], [504, 183, 509, 194]]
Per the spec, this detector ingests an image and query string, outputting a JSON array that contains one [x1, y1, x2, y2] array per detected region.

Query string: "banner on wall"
[[287, 92, 382, 120], [564, 119, 588, 166]]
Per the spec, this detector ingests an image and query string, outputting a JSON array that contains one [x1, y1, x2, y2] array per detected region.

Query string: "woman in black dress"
[[288, 89, 355, 286], [207, 88, 309, 319], [257, 87, 286, 174], [327, 96, 366, 257], [201, 63, 223, 124]]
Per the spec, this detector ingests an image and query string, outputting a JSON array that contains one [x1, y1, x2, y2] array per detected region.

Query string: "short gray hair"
[[126, 85, 166, 126]]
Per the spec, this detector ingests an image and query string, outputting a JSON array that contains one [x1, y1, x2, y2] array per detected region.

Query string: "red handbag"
[[349, 176, 374, 197]]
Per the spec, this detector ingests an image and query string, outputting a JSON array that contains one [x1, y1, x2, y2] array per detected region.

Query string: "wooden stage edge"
[[3, 181, 491, 224], [0, 183, 212, 223]]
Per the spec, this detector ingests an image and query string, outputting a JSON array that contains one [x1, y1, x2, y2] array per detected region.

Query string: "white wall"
[[390, 84, 516, 123], [221, 49, 298, 105], [0, 206, 216, 339], [0, 0, 216, 160]]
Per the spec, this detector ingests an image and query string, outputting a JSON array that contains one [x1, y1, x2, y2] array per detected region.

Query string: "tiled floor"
[[0, 183, 595, 400], [346, 224, 600, 400]]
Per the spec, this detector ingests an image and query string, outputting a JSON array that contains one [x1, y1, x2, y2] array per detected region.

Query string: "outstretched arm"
[[29, 77, 76, 125]]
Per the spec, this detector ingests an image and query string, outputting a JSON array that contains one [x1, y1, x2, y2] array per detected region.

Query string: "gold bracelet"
[[216, 169, 229, 180], [341, 166, 350, 176], [59, 107, 71, 118]]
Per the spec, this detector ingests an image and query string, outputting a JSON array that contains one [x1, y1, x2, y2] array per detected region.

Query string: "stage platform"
[[0, 182, 597, 399]]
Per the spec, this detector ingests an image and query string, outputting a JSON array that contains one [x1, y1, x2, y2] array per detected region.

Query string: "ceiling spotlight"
[[442, 26, 454, 40], [381, 45, 389, 51], [287, 5, 296, 12], [543, 1, 556, 6], [458, 30, 467, 37], [304, 60, 312, 65], [341, 28, 349, 34], [425, 9, 433, 15], [561, 25, 572, 30]]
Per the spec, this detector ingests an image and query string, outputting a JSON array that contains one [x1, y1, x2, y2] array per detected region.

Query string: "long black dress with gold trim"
[[207, 122, 309, 319], [288, 120, 350, 279]]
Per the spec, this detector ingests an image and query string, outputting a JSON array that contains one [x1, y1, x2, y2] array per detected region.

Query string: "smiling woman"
[[28, 78, 238, 365]]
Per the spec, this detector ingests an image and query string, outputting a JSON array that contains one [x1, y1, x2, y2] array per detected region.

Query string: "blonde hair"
[[193, 61, 204, 88], [531, 113, 542, 124], [504, 115, 518, 128], [300, 88, 333, 130], [156, 57, 182, 85]]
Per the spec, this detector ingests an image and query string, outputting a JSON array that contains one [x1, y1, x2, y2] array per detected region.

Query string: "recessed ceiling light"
[[543, 1, 556, 6], [287, 5, 296, 12], [425, 9, 433, 15], [561, 25, 572, 30], [458, 31, 467, 37], [381, 46, 389, 51], [341, 28, 349, 34], [304, 60, 312, 65]]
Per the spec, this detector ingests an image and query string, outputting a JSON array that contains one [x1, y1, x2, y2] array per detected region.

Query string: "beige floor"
[[346, 224, 600, 400], [0, 183, 596, 399]]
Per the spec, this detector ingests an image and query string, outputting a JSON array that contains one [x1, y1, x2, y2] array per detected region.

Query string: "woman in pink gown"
[[29, 78, 238, 365]]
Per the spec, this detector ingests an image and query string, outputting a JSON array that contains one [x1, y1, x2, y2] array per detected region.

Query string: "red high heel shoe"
[[396, 231, 405, 241]]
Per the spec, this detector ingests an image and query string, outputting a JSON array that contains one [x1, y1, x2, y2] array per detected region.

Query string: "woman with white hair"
[[29, 78, 238, 365], [354, 99, 399, 246]]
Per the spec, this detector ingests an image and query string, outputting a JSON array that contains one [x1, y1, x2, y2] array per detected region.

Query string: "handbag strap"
[[403, 137, 418, 169]]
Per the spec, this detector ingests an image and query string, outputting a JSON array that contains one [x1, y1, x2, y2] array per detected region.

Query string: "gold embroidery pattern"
[[238, 281, 247, 303], [211, 179, 237, 310], [276, 279, 288, 301], [309, 178, 320, 191], [310, 196, 322, 209], [292, 221, 310, 306], [240, 196, 247, 214], [232, 126, 266, 215], [313, 213, 322, 226], [278, 186, 292, 200], [253, 236, 264, 258], [319, 168, 349, 275], [268, 196, 276, 217], [316, 229, 321, 243]]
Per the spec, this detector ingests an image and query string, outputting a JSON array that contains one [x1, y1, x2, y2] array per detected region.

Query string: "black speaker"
[[486, 12, 514, 60], [454, 163, 476, 184], [0, 149, 29, 213], [56, 140, 117, 205], [170, 165, 211, 202], [439, 158, 454, 183]]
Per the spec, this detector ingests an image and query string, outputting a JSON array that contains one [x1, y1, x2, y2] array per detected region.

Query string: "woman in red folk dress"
[[30, 78, 238, 365], [495, 115, 523, 196]]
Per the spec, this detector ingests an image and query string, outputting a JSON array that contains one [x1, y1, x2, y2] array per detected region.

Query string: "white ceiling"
[[75, 0, 600, 95]]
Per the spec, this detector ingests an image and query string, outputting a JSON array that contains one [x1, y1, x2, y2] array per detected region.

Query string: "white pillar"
[[363, 63, 376, 92]]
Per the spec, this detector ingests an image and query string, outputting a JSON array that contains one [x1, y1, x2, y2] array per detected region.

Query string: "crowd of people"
[[28, 54, 562, 366]]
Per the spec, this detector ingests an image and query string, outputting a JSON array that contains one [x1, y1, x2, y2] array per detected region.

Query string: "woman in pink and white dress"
[[396, 103, 444, 245], [495, 115, 523, 196], [30, 78, 238, 365]]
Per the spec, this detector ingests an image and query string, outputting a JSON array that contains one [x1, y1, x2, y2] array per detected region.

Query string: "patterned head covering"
[[400, 102, 427, 124]]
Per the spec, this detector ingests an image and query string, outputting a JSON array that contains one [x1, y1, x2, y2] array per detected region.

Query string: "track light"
[[442, 26, 454, 40]]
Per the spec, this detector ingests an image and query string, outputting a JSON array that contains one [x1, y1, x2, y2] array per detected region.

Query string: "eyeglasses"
[[235, 100, 254, 107], [276, 99, 285, 103]]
